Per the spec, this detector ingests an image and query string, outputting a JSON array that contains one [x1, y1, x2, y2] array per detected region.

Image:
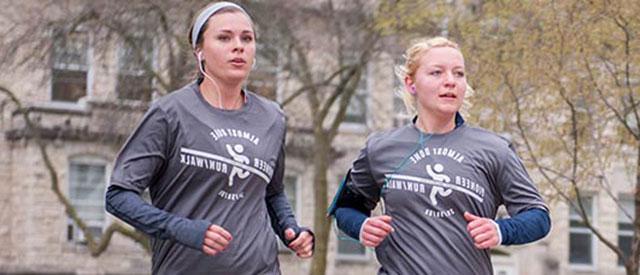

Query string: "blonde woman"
[[329, 37, 550, 274]]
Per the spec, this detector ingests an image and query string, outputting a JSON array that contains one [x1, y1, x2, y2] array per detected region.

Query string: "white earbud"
[[196, 50, 224, 109]]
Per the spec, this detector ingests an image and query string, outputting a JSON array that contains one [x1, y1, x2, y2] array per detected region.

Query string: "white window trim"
[[67, 155, 110, 244], [619, 229, 633, 238], [569, 195, 598, 271], [49, 29, 94, 106]]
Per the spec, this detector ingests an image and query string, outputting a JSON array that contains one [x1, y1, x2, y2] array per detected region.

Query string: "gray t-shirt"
[[111, 82, 286, 274], [349, 123, 548, 275]]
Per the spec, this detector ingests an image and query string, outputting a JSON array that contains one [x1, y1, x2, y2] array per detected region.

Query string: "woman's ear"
[[404, 77, 416, 95]]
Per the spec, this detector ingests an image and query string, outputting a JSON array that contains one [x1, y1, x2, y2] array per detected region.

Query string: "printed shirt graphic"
[[110, 82, 286, 274], [348, 123, 548, 275]]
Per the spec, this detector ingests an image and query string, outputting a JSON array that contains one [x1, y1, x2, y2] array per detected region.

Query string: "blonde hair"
[[394, 36, 474, 116]]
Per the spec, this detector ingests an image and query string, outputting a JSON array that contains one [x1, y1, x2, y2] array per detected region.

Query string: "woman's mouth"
[[230, 58, 246, 66]]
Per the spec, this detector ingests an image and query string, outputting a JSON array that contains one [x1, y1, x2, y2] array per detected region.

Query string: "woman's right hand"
[[202, 224, 233, 256], [360, 215, 394, 247]]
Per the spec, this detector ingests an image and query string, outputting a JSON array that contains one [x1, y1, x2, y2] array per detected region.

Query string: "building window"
[[284, 175, 299, 216], [569, 195, 596, 266], [247, 45, 279, 100], [393, 92, 412, 127], [339, 50, 370, 125], [337, 230, 367, 260], [278, 174, 300, 252], [52, 30, 89, 103], [117, 36, 153, 101], [344, 66, 369, 125], [67, 157, 107, 243], [618, 195, 633, 266]]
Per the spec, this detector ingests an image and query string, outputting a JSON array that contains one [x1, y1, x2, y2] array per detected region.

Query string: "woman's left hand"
[[285, 228, 314, 258], [464, 212, 500, 249]]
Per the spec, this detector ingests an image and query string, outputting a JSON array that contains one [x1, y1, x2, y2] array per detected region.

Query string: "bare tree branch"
[[584, 58, 640, 140], [280, 65, 352, 107], [612, 15, 640, 142]]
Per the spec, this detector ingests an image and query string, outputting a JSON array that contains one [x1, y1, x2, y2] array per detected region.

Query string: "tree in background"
[[246, 1, 389, 274]]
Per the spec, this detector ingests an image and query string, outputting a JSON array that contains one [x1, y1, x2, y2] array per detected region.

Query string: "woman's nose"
[[232, 37, 244, 53], [443, 72, 456, 87]]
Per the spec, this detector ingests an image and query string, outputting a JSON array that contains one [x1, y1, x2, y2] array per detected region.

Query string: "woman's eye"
[[455, 71, 465, 77], [430, 70, 441, 76], [217, 35, 231, 41], [242, 35, 253, 42]]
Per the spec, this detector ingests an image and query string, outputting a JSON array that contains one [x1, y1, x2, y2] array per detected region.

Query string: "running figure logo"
[[426, 163, 452, 206], [226, 144, 250, 187]]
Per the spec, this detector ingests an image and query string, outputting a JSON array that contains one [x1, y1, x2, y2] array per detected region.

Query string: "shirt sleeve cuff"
[[490, 219, 503, 246], [173, 219, 210, 251]]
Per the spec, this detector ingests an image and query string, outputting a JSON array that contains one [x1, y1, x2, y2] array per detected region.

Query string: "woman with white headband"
[[105, 2, 313, 274]]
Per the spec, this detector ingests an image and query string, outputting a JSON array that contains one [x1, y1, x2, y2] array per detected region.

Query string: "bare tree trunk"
[[310, 133, 330, 275]]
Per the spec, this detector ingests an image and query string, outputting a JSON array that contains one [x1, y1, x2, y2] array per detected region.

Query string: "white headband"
[[191, 2, 250, 49]]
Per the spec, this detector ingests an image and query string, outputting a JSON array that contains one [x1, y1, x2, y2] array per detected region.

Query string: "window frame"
[[342, 63, 371, 129], [336, 229, 369, 262], [116, 34, 156, 102], [66, 155, 110, 244], [49, 28, 93, 107], [568, 195, 598, 270]]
